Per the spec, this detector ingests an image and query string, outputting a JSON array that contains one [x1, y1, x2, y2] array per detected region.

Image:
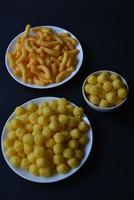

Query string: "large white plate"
[[1, 97, 93, 183], [5, 26, 83, 89]]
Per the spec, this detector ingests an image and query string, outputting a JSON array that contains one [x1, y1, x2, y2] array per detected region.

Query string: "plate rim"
[[5, 25, 84, 89], [1, 96, 93, 183]]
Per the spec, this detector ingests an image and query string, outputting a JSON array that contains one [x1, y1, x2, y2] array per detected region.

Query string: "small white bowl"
[[5, 26, 83, 89], [82, 70, 129, 112], [1, 97, 93, 183]]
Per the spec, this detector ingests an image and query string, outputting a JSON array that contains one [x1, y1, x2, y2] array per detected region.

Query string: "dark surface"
[[0, 0, 134, 199]]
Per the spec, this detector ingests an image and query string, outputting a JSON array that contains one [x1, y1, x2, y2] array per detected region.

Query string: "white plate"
[[5, 26, 83, 89], [1, 97, 93, 183]]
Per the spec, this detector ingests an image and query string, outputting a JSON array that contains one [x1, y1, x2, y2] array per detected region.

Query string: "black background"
[[0, 0, 134, 199]]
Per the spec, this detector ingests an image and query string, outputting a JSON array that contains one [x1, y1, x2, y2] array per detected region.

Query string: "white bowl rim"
[[82, 69, 129, 111], [1, 96, 93, 183], [5, 25, 83, 89]]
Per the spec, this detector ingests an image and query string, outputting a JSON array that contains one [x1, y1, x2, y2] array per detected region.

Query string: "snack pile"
[[7, 25, 79, 86], [84, 71, 128, 108], [3, 98, 90, 177]]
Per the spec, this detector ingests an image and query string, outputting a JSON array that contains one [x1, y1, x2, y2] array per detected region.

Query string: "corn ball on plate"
[[5, 25, 83, 89], [82, 70, 128, 112], [1, 97, 93, 183]]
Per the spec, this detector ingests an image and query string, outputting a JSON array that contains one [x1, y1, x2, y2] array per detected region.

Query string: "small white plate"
[[1, 97, 93, 183], [5, 26, 83, 89]]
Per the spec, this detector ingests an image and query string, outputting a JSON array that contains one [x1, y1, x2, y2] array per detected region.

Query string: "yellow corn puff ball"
[[24, 144, 33, 154], [13, 140, 24, 152], [63, 148, 73, 159], [97, 72, 109, 84], [110, 73, 119, 81], [20, 158, 30, 170], [67, 158, 79, 168], [103, 81, 112, 92], [90, 85, 100, 96], [42, 127, 53, 138], [49, 100, 58, 111], [37, 115, 48, 126], [16, 127, 26, 139], [33, 146, 46, 158], [15, 106, 25, 116], [73, 107, 84, 117], [45, 138, 55, 148], [89, 95, 100, 105], [25, 123, 33, 132], [79, 135, 89, 145], [75, 149, 83, 161], [26, 103, 38, 112], [5, 147, 16, 158], [87, 75, 97, 84], [27, 152, 36, 164], [106, 92, 117, 104], [57, 105, 67, 114], [49, 121, 59, 131], [57, 98, 69, 106], [23, 133, 34, 146], [70, 128, 81, 139], [28, 112, 38, 124], [53, 154, 65, 165], [56, 163, 69, 174], [117, 88, 127, 99], [10, 156, 21, 167], [78, 121, 89, 132], [54, 132, 65, 143], [3, 138, 14, 149], [99, 99, 109, 108], [36, 157, 49, 168], [68, 139, 79, 150], [29, 164, 39, 176], [43, 106, 53, 117], [10, 119, 22, 130], [53, 143, 65, 154], [112, 79, 122, 89], [85, 84, 92, 94], [34, 134, 44, 146], [58, 114, 68, 125], [7, 130, 17, 141], [39, 167, 51, 177]]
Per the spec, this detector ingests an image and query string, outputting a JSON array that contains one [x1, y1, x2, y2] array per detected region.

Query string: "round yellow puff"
[[49, 121, 59, 131], [103, 81, 112, 92], [90, 85, 100, 96], [29, 164, 39, 176], [10, 119, 22, 130], [79, 135, 89, 145], [70, 128, 81, 139], [20, 158, 30, 170], [53, 154, 65, 165], [78, 121, 89, 132], [37, 115, 48, 126], [75, 149, 83, 161], [68, 117, 79, 128], [89, 95, 100, 105], [3, 138, 14, 149], [87, 75, 97, 84], [39, 167, 51, 177], [28, 112, 38, 124], [53, 143, 65, 154], [5, 147, 16, 158], [57, 105, 67, 114], [16, 127, 26, 139], [85, 84, 92, 94], [73, 107, 84, 117], [10, 156, 21, 167], [56, 163, 69, 174], [33, 146, 45, 158], [67, 158, 79, 168], [50, 115, 57, 122], [15, 106, 25, 116], [110, 73, 119, 81], [54, 132, 65, 143], [34, 134, 44, 146], [16, 113, 29, 124], [33, 124, 42, 131], [45, 138, 55, 148], [8, 130, 17, 141], [66, 104, 74, 113], [42, 127, 53, 138], [57, 98, 68, 106], [27, 152, 36, 164], [106, 92, 117, 104], [49, 100, 58, 111], [24, 144, 33, 154], [23, 133, 34, 146], [58, 114, 68, 125], [117, 88, 127, 99], [43, 106, 53, 117], [63, 148, 73, 159], [112, 79, 122, 90], [27, 103, 38, 112], [13, 141, 24, 152], [36, 157, 49, 168], [97, 72, 109, 84], [6, 122, 13, 132], [99, 99, 109, 108], [68, 139, 79, 150]]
